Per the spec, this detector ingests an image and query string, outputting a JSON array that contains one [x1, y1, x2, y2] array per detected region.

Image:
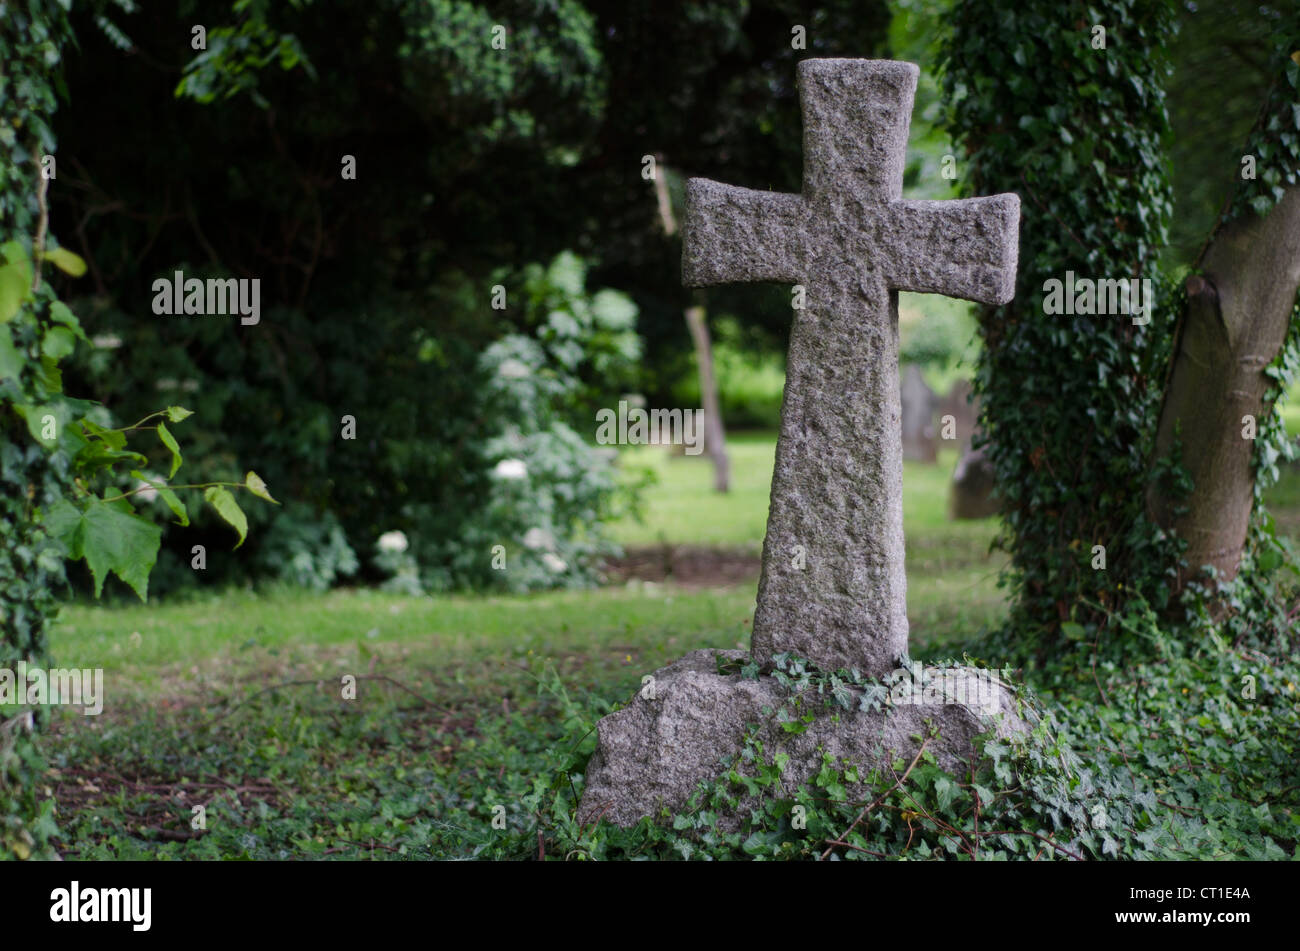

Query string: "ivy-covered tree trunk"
[[941, 0, 1179, 649], [1150, 47, 1300, 589], [946, 3, 1300, 645], [0, 3, 75, 861]]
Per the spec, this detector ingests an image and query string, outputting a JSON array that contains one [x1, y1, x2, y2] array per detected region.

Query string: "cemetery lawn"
[[41, 432, 1300, 859], [45, 432, 1008, 859], [610, 435, 1008, 643]]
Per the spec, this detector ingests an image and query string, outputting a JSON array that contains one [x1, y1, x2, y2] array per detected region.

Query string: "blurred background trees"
[[49, 0, 893, 595], [33, 0, 1299, 610]]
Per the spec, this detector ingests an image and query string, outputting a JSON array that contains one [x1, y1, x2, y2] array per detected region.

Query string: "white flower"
[[542, 552, 567, 573], [497, 358, 531, 379], [377, 530, 409, 553], [493, 458, 528, 480], [135, 479, 159, 503], [522, 527, 554, 550]]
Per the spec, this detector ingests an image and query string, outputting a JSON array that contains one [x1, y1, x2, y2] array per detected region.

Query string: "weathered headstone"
[[950, 447, 1000, 519], [939, 379, 999, 519], [900, 364, 938, 462], [579, 59, 1028, 828], [938, 378, 979, 452]]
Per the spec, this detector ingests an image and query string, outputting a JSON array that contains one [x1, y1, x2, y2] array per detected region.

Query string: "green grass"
[[1280, 387, 1300, 440], [48, 584, 761, 859], [611, 435, 1006, 644], [56, 584, 758, 688], [41, 411, 1300, 859], [58, 433, 1005, 693], [609, 432, 777, 549], [41, 427, 1011, 857]]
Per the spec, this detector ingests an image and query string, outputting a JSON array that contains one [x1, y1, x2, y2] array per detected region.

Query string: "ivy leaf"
[[16, 401, 71, 448], [44, 497, 161, 601], [49, 301, 88, 341], [830, 676, 854, 710], [0, 260, 31, 324], [130, 471, 189, 527], [157, 422, 182, 478], [0, 239, 27, 269], [166, 405, 194, 423], [80, 418, 127, 450], [244, 470, 278, 504], [0, 330, 21, 380], [32, 354, 61, 394], [1061, 622, 1088, 641], [205, 485, 247, 548], [934, 775, 960, 811], [41, 325, 77, 360], [43, 246, 87, 277]]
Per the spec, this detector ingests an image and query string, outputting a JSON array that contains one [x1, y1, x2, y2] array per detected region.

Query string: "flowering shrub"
[[411, 255, 639, 593]]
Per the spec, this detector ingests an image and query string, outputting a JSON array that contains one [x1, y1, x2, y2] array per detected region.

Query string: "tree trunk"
[[684, 304, 730, 491], [1150, 187, 1300, 586], [653, 154, 730, 491]]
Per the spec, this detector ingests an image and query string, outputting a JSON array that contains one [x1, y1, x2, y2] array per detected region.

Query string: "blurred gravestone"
[[939, 379, 979, 451], [578, 58, 1028, 827], [950, 447, 1000, 519], [941, 379, 999, 519], [900, 364, 938, 462]]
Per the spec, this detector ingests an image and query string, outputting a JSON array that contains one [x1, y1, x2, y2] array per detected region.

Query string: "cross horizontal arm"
[[886, 195, 1021, 305], [682, 179, 806, 287]]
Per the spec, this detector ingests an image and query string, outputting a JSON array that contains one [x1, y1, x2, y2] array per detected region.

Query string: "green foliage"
[[898, 294, 980, 393], [941, 4, 1300, 661], [58, 1, 894, 546], [40, 525, 1300, 861], [58, 0, 649, 596], [1, 1, 278, 860], [40, 615, 1300, 861], [669, 316, 787, 430], [44, 498, 161, 601], [255, 502, 359, 592], [1164, 1, 1286, 265], [1, 0, 81, 862], [535, 614, 1300, 860], [394, 0, 606, 151], [175, 0, 317, 108], [1196, 21, 1300, 667], [1219, 24, 1300, 228], [940, 0, 1182, 651], [429, 253, 639, 592]]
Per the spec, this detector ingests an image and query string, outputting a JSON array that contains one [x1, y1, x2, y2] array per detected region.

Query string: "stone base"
[[578, 649, 1031, 828]]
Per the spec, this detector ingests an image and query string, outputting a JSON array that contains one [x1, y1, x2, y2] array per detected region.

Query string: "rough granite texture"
[[578, 650, 1030, 828], [682, 59, 1018, 675], [579, 60, 1024, 828]]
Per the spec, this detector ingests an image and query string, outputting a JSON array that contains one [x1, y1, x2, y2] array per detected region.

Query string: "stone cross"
[[682, 59, 1019, 676]]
